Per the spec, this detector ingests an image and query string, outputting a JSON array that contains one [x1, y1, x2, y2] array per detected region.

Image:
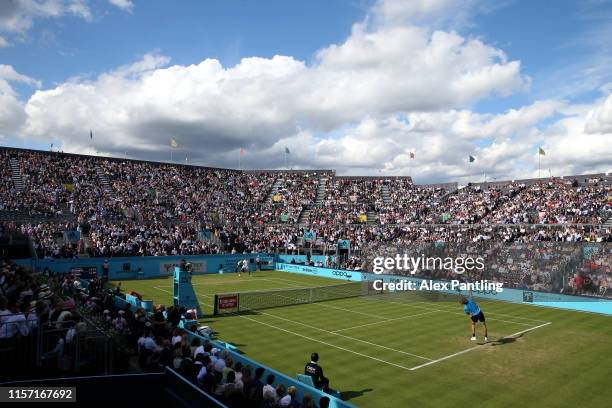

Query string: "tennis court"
[[117, 271, 612, 407]]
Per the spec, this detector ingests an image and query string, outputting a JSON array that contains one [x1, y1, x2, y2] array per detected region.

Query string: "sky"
[[0, 0, 611, 183]]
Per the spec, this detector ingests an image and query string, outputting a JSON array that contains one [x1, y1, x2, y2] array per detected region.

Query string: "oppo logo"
[[332, 271, 352, 277], [473, 289, 498, 296]]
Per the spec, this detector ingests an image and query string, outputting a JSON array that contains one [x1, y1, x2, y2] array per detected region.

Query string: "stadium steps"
[[95, 166, 113, 193], [8, 155, 25, 192], [381, 184, 391, 205], [266, 177, 283, 202], [298, 205, 311, 224], [201, 232, 224, 247], [366, 209, 378, 224], [315, 176, 328, 204]]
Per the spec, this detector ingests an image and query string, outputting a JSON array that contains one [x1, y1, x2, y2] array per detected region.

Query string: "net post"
[[213, 294, 218, 316]]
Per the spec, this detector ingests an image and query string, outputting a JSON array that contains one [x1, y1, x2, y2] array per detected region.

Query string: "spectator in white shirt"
[[0, 301, 29, 338], [262, 374, 278, 403]]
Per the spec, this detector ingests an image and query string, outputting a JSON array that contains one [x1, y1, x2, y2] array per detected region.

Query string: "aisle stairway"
[[381, 184, 391, 205], [9, 155, 24, 192], [95, 166, 113, 192], [315, 176, 328, 204], [298, 205, 311, 225], [266, 178, 283, 202]]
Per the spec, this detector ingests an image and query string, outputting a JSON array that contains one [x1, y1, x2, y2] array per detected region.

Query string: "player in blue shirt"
[[460, 297, 488, 342]]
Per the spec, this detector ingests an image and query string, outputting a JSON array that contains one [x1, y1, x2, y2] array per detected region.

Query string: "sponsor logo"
[[218, 295, 238, 309], [332, 270, 352, 277], [473, 289, 499, 296]]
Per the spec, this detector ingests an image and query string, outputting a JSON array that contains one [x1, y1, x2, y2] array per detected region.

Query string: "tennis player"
[[460, 297, 488, 342]]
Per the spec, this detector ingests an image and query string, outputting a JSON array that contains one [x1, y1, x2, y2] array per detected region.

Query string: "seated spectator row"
[[0, 261, 331, 407], [1, 149, 610, 227]]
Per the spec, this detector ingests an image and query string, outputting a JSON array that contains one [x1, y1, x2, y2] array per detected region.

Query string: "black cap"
[[311, 352, 319, 362]]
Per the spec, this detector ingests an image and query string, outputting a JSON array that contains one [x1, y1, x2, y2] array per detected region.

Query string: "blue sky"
[[3, 0, 610, 105], [3, 1, 366, 86], [0, 0, 610, 182]]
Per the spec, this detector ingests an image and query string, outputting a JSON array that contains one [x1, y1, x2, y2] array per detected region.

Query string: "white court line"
[[372, 294, 549, 324], [196, 280, 388, 321], [309, 301, 392, 320], [409, 322, 552, 370], [237, 314, 415, 372], [364, 296, 538, 327], [196, 289, 549, 373], [153, 286, 173, 294], [256, 309, 432, 361], [264, 274, 549, 324], [268, 275, 549, 325], [197, 289, 395, 330], [258, 277, 394, 320], [331, 310, 440, 333], [198, 290, 431, 361]]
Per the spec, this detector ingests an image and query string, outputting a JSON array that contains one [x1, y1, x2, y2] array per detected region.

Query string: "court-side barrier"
[[184, 329, 356, 408], [275, 263, 612, 316], [108, 290, 353, 407], [276, 254, 330, 264], [15, 253, 270, 280]]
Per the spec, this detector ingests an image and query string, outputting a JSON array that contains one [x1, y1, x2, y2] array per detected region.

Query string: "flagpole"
[[284, 151, 287, 170], [239, 150, 241, 170], [408, 153, 412, 178], [538, 152, 541, 178]]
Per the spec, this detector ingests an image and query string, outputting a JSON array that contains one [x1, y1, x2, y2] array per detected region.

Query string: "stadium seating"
[[0, 146, 610, 262]]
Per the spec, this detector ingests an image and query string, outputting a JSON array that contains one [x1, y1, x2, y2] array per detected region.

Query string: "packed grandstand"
[[1, 147, 610, 297], [1, 146, 611, 407]]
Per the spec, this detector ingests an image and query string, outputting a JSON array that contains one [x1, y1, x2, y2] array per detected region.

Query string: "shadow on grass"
[[490, 331, 526, 346], [206, 310, 262, 319], [341, 388, 373, 401]]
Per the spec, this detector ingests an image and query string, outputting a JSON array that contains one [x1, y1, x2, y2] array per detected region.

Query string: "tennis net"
[[213, 281, 369, 315]]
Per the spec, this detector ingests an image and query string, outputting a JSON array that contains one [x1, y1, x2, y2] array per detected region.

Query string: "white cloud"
[[0, 36, 9, 47], [0, 65, 40, 136], [17, 0, 529, 168], [0, 0, 92, 38], [539, 93, 612, 176], [584, 93, 612, 134], [108, 0, 134, 12], [0, 64, 41, 93], [408, 99, 563, 140], [4, 0, 611, 181]]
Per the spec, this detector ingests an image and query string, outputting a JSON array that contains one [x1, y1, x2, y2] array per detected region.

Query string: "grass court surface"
[[116, 270, 612, 408]]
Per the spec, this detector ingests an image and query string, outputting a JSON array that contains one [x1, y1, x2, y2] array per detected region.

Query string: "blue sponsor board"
[[337, 239, 350, 250], [276, 262, 361, 280], [17, 253, 269, 280], [275, 263, 612, 315], [303, 230, 316, 242]]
